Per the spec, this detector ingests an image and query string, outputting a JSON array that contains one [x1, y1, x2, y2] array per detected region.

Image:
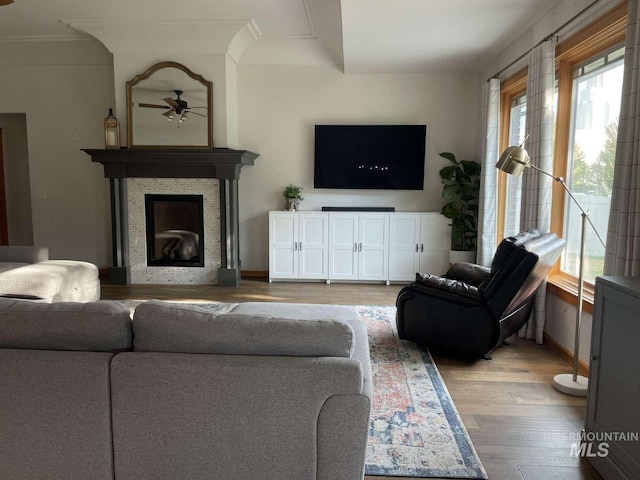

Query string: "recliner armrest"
[[414, 273, 483, 306], [445, 262, 491, 287]]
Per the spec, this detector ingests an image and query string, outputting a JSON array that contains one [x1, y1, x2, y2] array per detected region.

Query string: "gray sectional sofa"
[[0, 298, 372, 480], [0, 246, 100, 302]]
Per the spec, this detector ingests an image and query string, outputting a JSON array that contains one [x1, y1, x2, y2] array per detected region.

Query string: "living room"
[[1, 0, 639, 479]]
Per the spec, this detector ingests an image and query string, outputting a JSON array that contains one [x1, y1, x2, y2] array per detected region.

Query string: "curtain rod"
[[487, 0, 603, 81]]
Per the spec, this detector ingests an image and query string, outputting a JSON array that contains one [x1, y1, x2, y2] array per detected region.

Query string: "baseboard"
[[543, 332, 589, 376], [241, 270, 268, 279]]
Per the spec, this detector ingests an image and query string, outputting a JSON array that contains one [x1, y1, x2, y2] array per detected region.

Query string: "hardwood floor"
[[101, 280, 601, 480]]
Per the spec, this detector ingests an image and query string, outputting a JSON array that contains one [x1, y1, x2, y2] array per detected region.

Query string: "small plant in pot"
[[439, 152, 481, 259], [282, 184, 304, 211]]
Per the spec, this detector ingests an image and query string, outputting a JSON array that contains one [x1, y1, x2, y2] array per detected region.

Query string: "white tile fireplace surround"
[[127, 178, 221, 285]]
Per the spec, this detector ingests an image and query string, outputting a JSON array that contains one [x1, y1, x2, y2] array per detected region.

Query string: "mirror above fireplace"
[[126, 61, 214, 149]]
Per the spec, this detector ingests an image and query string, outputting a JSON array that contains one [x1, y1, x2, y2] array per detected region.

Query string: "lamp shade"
[[496, 145, 530, 177]]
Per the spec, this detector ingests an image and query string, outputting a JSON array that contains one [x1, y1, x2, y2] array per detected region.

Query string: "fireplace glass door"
[[145, 194, 205, 267]]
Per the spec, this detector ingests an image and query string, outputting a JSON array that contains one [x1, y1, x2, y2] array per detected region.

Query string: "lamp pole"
[[496, 143, 606, 396], [523, 163, 605, 395]]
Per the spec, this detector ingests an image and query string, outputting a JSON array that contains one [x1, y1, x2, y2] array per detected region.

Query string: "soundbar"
[[321, 207, 395, 212]]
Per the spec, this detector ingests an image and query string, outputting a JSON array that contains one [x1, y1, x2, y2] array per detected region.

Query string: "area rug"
[[122, 300, 486, 479], [360, 305, 487, 479]]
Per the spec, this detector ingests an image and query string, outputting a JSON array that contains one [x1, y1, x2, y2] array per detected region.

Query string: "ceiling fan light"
[[179, 112, 188, 123]]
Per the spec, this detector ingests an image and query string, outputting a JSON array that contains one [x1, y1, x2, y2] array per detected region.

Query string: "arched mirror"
[[126, 61, 213, 149]]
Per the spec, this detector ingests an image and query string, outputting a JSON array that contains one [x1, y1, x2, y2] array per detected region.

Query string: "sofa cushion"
[[0, 260, 98, 301], [0, 299, 132, 352], [133, 300, 355, 357]]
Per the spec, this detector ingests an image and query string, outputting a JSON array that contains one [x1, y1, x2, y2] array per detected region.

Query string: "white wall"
[[0, 114, 32, 245], [0, 39, 114, 264], [237, 64, 478, 270], [546, 295, 593, 366]]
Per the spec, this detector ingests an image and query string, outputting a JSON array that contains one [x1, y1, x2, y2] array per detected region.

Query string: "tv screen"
[[314, 125, 426, 190]]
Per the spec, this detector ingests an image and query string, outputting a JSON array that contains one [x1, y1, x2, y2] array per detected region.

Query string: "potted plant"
[[282, 184, 304, 211], [438, 152, 481, 262]]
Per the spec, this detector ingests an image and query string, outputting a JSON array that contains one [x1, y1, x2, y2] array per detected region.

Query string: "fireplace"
[[145, 194, 204, 267], [83, 148, 259, 286]]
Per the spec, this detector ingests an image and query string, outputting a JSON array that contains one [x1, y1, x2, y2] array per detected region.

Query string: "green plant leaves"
[[282, 184, 304, 200], [438, 152, 481, 251]]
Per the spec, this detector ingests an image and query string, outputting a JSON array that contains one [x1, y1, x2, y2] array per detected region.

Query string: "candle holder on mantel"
[[104, 109, 120, 149]]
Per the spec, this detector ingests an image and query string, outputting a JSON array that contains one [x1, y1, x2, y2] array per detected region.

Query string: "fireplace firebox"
[[145, 194, 205, 267]]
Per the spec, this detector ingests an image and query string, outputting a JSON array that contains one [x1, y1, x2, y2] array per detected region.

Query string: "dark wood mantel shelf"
[[83, 148, 259, 180]]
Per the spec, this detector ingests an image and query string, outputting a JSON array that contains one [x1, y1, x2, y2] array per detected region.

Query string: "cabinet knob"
[[415, 244, 419, 252], [591, 355, 598, 361], [358, 243, 362, 252], [354, 243, 358, 252], [420, 243, 424, 252], [299, 241, 302, 250], [294, 242, 298, 251]]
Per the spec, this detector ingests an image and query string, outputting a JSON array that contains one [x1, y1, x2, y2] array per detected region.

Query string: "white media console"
[[268, 211, 450, 284]]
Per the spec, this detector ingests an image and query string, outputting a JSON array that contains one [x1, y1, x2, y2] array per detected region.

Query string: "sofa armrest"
[[414, 273, 483, 306], [0, 246, 49, 264], [445, 262, 491, 287]]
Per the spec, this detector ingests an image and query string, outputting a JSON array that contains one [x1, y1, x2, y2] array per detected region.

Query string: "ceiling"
[[0, 0, 564, 73]]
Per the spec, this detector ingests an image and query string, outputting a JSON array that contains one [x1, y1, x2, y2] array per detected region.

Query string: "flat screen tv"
[[314, 125, 426, 190]]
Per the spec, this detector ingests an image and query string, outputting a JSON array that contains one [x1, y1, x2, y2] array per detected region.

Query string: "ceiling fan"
[[0, 0, 15, 6], [139, 90, 206, 123]]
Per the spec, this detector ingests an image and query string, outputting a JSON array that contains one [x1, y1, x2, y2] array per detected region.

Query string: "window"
[[552, 3, 627, 293], [498, 71, 527, 240], [561, 47, 624, 282], [498, 2, 628, 307]]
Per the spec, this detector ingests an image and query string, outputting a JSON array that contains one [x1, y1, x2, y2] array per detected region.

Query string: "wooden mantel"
[[83, 147, 259, 287], [82, 148, 259, 180]]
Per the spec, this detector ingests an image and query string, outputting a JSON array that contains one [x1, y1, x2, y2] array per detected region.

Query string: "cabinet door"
[[269, 213, 298, 280], [388, 214, 420, 281], [298, 214, 328, 279], [359, 214, 389, 281], [328, 214, 359, 281], [587, 279, 640, 479], [418, 213, 450, 275]]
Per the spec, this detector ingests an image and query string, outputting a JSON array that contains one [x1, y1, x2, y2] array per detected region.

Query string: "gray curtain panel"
[[519, 38, 556, 343], [477, 78, 501, 267], [604, 0, 640, 276]]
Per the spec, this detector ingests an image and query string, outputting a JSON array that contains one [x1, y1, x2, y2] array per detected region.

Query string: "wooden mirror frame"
[[126, 61, 214, 149]]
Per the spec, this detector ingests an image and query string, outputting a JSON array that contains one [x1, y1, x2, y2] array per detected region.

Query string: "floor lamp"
[[496, 139, 606, 397]]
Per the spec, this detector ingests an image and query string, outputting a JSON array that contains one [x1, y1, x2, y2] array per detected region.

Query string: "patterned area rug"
[[359, 305, 487, 479], [122, 300, 486, 479]]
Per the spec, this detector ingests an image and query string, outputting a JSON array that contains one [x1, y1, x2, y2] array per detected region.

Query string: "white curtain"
[[519, 38, 557, 343], [604, 0, 640, 276], [477, 78, 501, 267]]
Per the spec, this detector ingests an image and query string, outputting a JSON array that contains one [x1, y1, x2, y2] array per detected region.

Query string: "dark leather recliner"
[[395, 229, 566, 358]]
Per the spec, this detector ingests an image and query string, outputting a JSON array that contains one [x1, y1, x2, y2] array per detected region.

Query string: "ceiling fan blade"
[[187, 106, 208, 109], [188, 111, 207, 118], [0, 0, 15, 5], [163, 97, 179, 108], [139, 103, 170, 109]]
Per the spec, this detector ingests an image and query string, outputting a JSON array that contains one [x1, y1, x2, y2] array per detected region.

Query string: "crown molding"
[[62, 18, 262, 54], [0, 33, 89, 43]]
